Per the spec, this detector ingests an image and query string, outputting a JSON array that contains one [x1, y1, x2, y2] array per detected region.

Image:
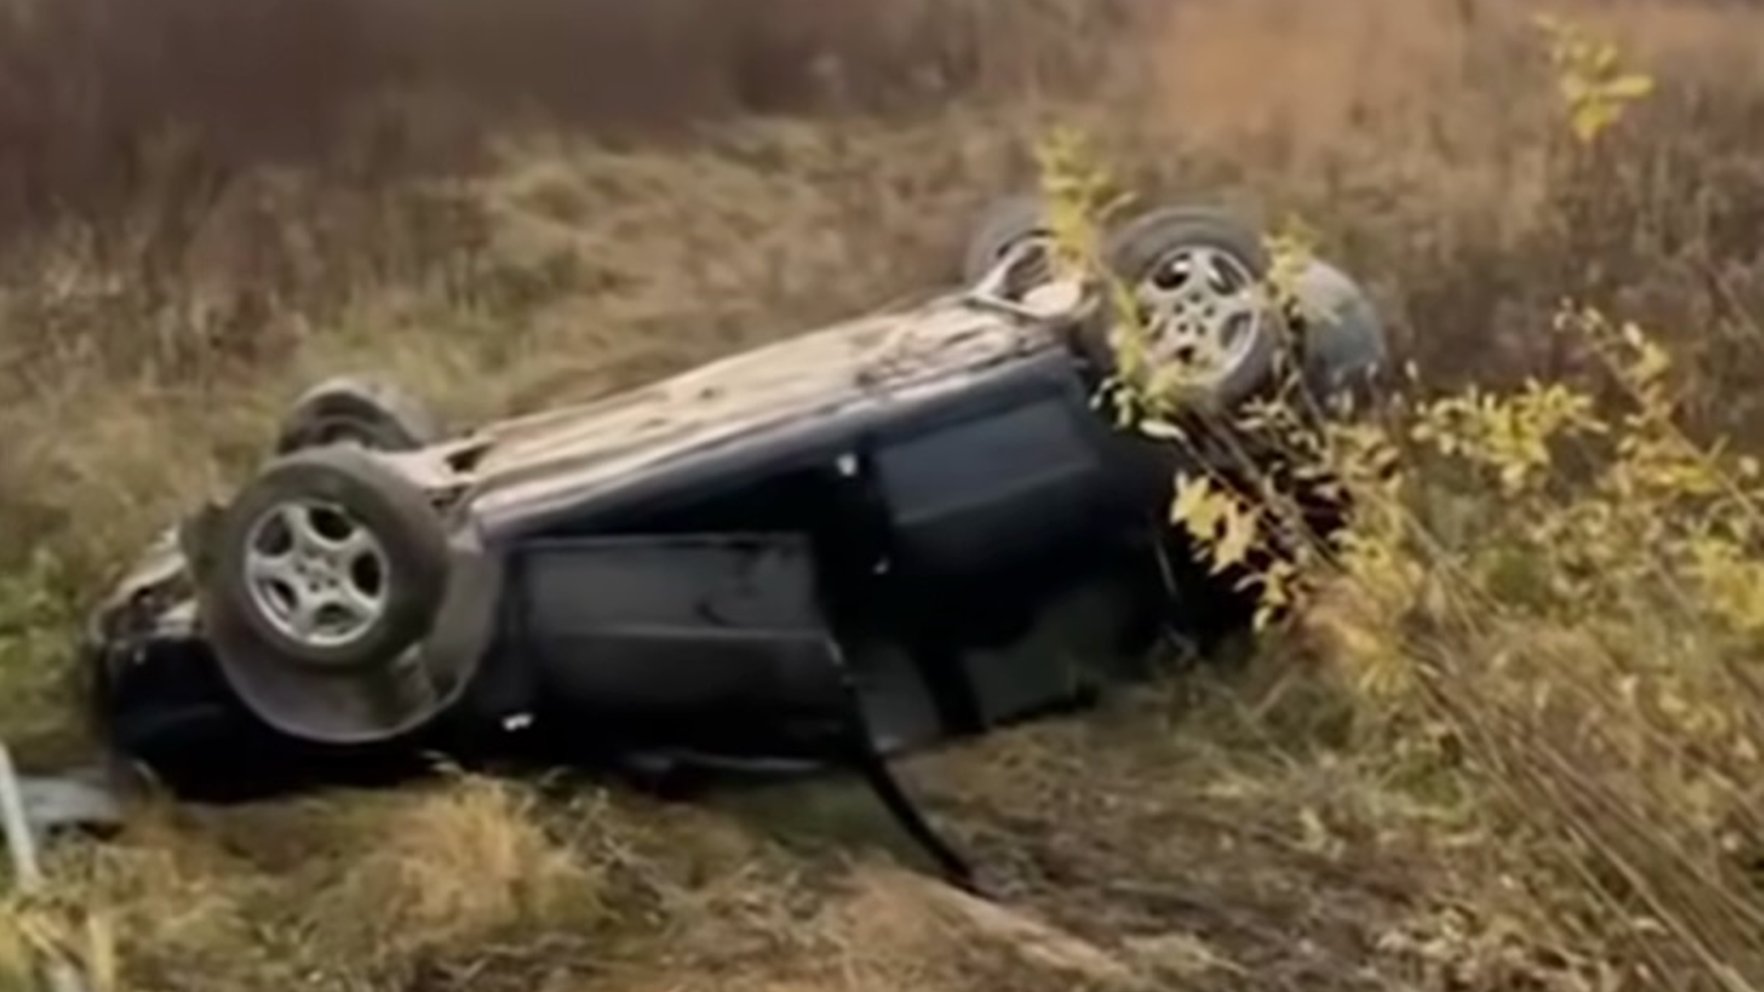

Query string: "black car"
[[83, 199, 1388, 880]]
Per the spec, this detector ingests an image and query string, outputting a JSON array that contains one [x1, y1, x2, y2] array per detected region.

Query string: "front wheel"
[[961, 194, 1053, 288], [1087, 206, 1286, 412]]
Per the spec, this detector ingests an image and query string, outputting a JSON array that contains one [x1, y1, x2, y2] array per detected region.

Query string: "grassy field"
[[4, 0, 1764, 989]]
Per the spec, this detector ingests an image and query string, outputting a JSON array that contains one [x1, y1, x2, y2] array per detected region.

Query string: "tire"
[[1089, 206, 1285, 410], [1253, 261, 1388, 555], [203, 445, 449, 673], [1289, 260, 1389, 416], [962, 193, 1053, 286], [275, 375, 440, 455]]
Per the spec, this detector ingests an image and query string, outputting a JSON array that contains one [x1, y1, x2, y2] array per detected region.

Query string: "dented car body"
[[82, 203, 1388, 872]]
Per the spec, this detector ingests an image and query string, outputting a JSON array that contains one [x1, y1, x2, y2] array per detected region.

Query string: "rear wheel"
[[200, 446, 454, 744], [1290, 260, 1389, 415], [207, 446, 448, 670]]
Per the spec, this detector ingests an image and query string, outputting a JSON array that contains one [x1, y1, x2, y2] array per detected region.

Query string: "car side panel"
[[515, 533, 858, 756], [503, 348, 1170, 756]]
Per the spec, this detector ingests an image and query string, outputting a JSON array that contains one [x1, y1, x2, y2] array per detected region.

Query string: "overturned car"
[[83, 198, 1387, 877]]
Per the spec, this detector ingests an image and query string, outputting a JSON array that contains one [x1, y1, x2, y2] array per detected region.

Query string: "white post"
[[0, 743, 88, 992]]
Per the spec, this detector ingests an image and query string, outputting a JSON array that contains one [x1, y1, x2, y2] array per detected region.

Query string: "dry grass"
[[4, 0, 1764, 990], [0, 0, 1142, 234]]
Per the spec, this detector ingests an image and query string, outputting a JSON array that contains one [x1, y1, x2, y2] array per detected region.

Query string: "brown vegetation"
[[4, 0, 1764, 990]]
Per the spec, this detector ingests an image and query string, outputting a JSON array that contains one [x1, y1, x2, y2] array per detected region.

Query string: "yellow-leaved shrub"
[[1035, 15, 1763, 981]]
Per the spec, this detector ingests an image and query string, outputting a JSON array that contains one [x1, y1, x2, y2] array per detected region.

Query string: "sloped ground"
[[7, 1, 1764, 989], [14, 672, 1472, 992], [10, 658, 1591, 991]]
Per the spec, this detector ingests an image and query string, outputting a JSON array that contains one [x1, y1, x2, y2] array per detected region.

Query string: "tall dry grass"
[[0, 0, 1141, 233]]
